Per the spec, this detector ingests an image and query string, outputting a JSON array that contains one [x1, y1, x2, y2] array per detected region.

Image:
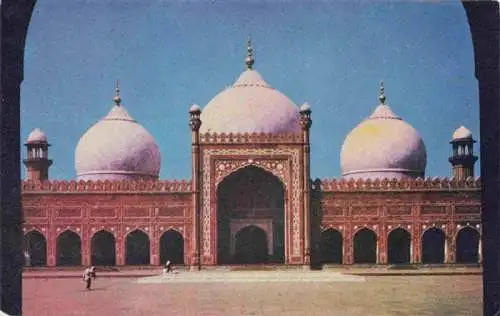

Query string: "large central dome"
[[75, 86, 161, 181], [200, 39, 300, 134]]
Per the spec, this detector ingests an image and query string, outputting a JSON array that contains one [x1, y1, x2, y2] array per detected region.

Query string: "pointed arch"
[[387, 227, 411, 264], [421, 228, 446, 264], [216, 163, 288, 190], [91, 230, 116, 266], [56, 230, 81, 266], [234, 225, 269, 264], [216, 165, 285, 264], [159, 229, 184, 265], [23, 230, 47, 266], [320, 228, 343, 264], [456, 227, 480, 264], [353, 228, 377, 264], [125, 229, 150, 265]]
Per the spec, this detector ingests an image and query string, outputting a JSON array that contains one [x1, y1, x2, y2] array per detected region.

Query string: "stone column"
[[117, 242, 125, 266], [445, 233, 456, 264], [150, 227, 159, 266], [379, 230, 387, 265], [299, 103, 312, 267], [47, 229, 56, 267], [116, 229, 125, 266], [412, 225, 421, 264], [462, 2, 500, 314], [344, 227, 353, 264], [82, 227, 90, 266], [189, 105, 202, 269]]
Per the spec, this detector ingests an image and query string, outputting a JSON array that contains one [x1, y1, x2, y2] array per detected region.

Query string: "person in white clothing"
[[83, 267, 93, 290]]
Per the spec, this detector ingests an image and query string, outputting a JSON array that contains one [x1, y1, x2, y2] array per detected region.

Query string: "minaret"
[[449, 126, 478, 180], [189, 104, 202, 270], [23, 128, 53, 181], [300, 102, 312, 267]]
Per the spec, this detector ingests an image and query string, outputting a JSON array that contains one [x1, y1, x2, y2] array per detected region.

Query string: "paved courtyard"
[[23, 271, 482, 316]]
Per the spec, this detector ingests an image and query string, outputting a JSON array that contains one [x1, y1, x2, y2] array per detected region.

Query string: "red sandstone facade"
[[21, 106, 481, 268], [21, 139, 481, 268]]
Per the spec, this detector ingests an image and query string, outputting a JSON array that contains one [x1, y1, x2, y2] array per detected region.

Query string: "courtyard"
[[23, 270, 482, 316]]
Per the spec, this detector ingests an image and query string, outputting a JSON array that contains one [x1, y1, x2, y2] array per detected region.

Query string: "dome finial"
[[379, 80, 386, 104], [114, 80, 122, 106], [245, 35, 255, 70]]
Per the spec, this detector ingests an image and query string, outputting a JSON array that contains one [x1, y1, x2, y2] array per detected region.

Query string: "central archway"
[[217, 165, 285, 265], [234, 225, 269, 264]]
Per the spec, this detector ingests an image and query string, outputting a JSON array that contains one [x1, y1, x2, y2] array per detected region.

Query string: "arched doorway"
[[159, 229, 184, 265], [320, 229, 343, 264], [23, 230, 47, 266], [421, 228, 445, 264], [234, 225, 268, 264], [56, 230, 81, 266], [217, 166, 285, 264], [456, 227, 480, 264], [125, 230, 150, 265], [353, 228, 377, 264], [387, 228, 411, 264], [91, 230, 116, 266]]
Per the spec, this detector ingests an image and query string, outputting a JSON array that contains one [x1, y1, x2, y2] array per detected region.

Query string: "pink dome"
[[340, 102, 427, 180], [200, 69, 300, 134], [74, 104, 161, 181]]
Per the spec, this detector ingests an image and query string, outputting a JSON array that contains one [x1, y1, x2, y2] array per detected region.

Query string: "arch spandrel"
[[159, 227, 185, 238], [320, 226, 345, 238], [387, 226, 412, 237], [352, 226, 379, 237], [454, 225, 480, 240], [214, 159, 289, 189], [90, 229, 116, 240], [55, 228, 81, 239], [125, 227, 150, 239], [420, 226, 447, 239], [23, 228, 47, 239]]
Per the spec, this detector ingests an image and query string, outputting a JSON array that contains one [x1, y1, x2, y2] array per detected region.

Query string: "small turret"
[[449, 126, 477, 180], [23, 128, 53, 181]]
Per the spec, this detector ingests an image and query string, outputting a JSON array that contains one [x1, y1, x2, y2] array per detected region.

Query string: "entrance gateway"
[[189, 103, 313, 267], [217, 166, 285, 264]]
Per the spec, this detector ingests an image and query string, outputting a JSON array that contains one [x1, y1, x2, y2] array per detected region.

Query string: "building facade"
[[22, 41, 481, 268]]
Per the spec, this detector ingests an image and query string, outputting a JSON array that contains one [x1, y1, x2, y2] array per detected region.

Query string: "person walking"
[[163, 260, 172, 274], [83, 266, 93, 290]]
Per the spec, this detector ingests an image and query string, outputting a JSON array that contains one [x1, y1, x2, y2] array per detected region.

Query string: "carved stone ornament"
[[201, 147, 302, 258]]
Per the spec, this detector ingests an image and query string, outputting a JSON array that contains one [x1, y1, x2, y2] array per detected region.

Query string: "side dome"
[[340, 84, 427, 180], [27, 128, 48, 144], [74, 86, 161, 181], [199, 39, 300, 134]]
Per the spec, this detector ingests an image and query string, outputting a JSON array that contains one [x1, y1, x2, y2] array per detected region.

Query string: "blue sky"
[[21, 1, 479, 180]]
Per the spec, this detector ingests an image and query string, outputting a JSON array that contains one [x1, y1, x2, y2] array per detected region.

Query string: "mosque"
[[21, 40, 481, 268]]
